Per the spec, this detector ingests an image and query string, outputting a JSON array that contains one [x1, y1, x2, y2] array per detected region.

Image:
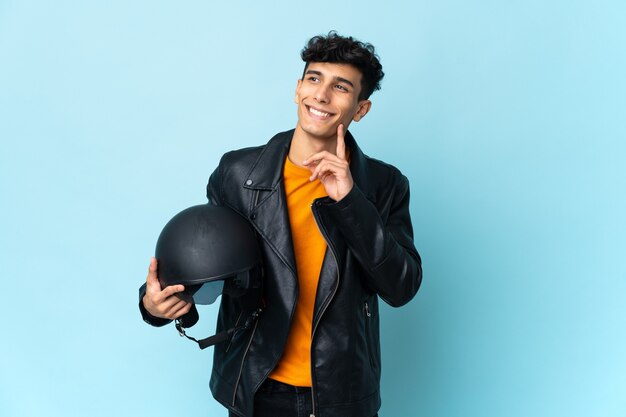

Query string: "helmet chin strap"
[[175, 307, 263, 350]]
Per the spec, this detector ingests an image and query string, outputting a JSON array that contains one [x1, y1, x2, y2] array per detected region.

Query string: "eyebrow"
[[305, 70, 355, 88]]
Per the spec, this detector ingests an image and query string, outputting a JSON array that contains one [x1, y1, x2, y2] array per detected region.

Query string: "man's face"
[[294, 62, 371, 140]]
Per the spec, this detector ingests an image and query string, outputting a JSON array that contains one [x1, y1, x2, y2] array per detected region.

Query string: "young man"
[[140, 32, 422, 417]]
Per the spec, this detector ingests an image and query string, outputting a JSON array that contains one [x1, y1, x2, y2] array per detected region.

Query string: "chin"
[[302, 125, 336, 140]]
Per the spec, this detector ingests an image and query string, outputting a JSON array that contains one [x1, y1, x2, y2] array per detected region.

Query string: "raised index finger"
[[336, 124, 346, 161]]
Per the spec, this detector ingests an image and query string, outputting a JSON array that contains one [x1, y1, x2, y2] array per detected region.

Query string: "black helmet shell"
[[155, 204, 261, 289]]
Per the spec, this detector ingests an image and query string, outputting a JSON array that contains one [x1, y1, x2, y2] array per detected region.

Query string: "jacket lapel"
[[243, 130, 297, 277]]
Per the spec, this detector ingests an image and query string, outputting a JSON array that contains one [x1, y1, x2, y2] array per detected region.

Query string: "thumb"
[[146, 257, 162, 291]]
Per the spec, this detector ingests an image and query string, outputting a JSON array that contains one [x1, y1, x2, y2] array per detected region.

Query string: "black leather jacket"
[[140, 129, 422, 417]]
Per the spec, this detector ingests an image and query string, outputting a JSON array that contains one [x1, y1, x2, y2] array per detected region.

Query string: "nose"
[[314, 84, 330, 103]]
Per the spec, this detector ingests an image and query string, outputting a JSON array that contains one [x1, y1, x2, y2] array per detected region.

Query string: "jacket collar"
[[242, 129, 376, 202]]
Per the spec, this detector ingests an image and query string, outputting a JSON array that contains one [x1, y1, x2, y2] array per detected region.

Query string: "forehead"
[[306, 62, 363, 88]]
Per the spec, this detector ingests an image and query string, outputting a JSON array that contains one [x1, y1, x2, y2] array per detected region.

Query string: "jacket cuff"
[[326, 183, 362, 210]]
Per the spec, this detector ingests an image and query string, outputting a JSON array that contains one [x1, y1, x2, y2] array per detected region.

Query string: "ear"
[[352, 100, 372, 122], [294, 79, 302, 104]]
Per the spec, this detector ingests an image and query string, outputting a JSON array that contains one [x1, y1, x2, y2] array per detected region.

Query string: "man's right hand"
[[142, 257, 193, 320]]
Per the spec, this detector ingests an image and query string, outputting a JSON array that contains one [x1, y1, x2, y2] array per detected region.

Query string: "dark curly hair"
[[301, 31, 384, 101]]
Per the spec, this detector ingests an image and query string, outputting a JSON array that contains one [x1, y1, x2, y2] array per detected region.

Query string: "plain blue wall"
[[1, 1, 624, 416]]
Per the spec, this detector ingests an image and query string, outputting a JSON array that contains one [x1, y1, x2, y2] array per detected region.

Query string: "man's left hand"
[[303, 124, 354, 202]]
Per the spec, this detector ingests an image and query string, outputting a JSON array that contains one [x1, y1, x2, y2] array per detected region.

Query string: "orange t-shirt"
[[268, 156, 328, 387]]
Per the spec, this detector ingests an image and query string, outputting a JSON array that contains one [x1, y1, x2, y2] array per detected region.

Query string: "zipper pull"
[[364, 301, 371, 317]]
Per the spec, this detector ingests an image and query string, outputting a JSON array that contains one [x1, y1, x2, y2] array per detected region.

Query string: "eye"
[[307, 76, 319, 82], [335, 84, 349, 92]]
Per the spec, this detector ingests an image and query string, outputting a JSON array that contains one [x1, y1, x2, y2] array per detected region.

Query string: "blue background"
[[1, 1, 624, 416]]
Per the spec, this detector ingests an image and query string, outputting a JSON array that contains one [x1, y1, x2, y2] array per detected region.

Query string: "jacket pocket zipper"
[[364, 301, 375, 369], [231, 317, 259, 407], [225, 310, 244, 353]]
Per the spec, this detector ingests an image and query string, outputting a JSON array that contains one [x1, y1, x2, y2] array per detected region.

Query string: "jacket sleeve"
[[320, 174, 422, 307]]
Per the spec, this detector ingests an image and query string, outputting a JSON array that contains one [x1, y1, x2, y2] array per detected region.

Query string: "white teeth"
[[309, 107, 330, 117]]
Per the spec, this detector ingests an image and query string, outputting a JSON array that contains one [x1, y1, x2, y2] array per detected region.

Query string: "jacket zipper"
[[309, 201, 341, 417], [231, 317, 260, 407]]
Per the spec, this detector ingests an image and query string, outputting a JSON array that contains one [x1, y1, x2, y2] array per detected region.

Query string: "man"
[[139, 31, 422, 417]]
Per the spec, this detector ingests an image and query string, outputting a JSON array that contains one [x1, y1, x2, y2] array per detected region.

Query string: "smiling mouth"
[[307, 105, 334, 119]]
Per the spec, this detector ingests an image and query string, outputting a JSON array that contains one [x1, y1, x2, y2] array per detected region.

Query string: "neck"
[[288, 124, 337, 167]]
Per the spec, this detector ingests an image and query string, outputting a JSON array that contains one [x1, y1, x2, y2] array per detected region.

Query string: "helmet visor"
[[186, 280, 224, 305]]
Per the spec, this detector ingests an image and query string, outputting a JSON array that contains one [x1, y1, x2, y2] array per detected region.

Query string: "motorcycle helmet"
[[155, 204, 263, 349]]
